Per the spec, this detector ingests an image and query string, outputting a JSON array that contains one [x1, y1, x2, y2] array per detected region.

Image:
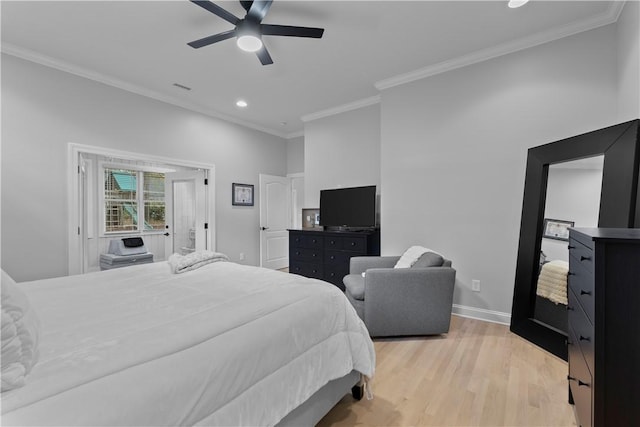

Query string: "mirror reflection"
[[533, 155, 604, 333]]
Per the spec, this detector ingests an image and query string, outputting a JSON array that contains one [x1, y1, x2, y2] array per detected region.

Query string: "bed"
[[1, 255, 375, 426]]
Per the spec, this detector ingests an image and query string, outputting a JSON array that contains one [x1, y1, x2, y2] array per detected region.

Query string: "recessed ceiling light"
[[508, 0, 530, 8], [236, 100, 248, 108]]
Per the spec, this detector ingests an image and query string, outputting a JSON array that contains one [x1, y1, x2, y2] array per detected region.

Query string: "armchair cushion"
[[343, 274, 365, 301], [394, 246, 443, 268], [412, 251, 444, 268]]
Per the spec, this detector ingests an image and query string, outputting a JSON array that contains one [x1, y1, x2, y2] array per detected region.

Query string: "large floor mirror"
[[510, 119, 640, 360]]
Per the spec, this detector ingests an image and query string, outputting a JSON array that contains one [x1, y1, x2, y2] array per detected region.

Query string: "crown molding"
[[375, 1, 626, 91], [284, 130, 305, 139], [1, 42, 289, 139], [300, 95, 381, 123]]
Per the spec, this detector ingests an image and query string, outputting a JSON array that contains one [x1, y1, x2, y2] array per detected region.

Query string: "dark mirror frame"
[[510, 119, 640, 360]]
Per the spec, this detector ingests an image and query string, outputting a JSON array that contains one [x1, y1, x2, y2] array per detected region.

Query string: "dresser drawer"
[[290, 233, 324, 249], [568, 325, 593, 427], [325, 236, 344, 250], [342, 237, 366, 253], [290, 247, 323, 263], [289, 261, 323, 279], [568, 259, 595, 323], [569, 238, 594, 274], [325, 250, 351, 265], [323, 264, 349, 290], [568, 288, 594, 373]]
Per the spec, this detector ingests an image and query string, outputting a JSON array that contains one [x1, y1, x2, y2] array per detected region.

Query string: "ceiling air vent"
[[172, 83, 192, 91]]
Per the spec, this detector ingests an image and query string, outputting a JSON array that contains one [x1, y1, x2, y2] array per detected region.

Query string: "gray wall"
[[303, 11, 638, 321], [617, 1, 640, 121], [303, 104, 381, 208], [1, 54, 288, 281], [380, 24, 619, 318], [286, 136, 304, 175]]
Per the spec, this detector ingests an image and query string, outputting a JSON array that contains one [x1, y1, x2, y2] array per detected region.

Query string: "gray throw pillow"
[[411, 252, 444, 268]]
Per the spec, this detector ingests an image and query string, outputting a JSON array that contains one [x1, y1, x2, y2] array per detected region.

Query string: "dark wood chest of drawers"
[[288, 229, 380, 290], [567, 228, 640, 427]]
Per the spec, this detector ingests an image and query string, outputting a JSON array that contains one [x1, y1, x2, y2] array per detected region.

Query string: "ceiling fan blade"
[[190, 0, 239, 25], [256, 45, 274, 65], [188, 29, 236, 48], [246, 0, 273, 22], [261, 24, 324, 38]]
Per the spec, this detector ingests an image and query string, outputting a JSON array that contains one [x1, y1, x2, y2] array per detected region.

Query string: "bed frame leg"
[[351, 383, 364, 401]]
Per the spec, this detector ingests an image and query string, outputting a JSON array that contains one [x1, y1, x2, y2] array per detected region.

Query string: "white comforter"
[[2, 261, 375, 426]]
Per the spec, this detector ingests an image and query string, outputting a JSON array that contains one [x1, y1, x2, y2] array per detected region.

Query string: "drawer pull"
[[578, 380, 590, 387], [312, 253, 317, 257], [350, 242, 356, 246], [568, 272, 575, 276], [568, 245, 575, 249], [295, 251, 301, 256], [312, 239, 317, 243], [330, 255, 335, 260], [580, 255, 591, 261], [567, 375, 576, 381], [329, 272, 335, 277], [567, 306, 575, 311], [565, 339, 573, 346], [580, 290, 592, 296], [579, 335, 591, 342], [312, 269, 317, 273]]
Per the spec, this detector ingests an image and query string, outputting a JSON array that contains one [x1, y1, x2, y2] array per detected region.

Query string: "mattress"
[[1, 261, 375, 426]]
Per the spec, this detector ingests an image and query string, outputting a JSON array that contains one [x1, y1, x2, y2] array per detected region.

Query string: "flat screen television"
[[319, 185, 377, 230]]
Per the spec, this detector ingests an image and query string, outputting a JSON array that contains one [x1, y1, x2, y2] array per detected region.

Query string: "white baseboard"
[[452, 304, 511, 326]]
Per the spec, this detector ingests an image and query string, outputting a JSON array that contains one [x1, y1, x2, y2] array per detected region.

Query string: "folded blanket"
[[536, 260, 569, 305], [168, 251, 229, 274]]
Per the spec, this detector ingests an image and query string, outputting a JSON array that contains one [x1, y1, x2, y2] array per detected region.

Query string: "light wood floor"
[[318, 315, 577, 427]]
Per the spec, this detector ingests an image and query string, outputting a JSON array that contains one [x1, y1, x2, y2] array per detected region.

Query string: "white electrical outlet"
[[239, 252, 245, 261], [472, 279, 481, 292]]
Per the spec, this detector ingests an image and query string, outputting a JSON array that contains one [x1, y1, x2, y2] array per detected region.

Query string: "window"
[[103, 167, 165, 233]]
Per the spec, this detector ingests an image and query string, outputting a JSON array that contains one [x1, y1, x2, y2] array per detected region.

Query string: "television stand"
[[288, 228, 380, 290]]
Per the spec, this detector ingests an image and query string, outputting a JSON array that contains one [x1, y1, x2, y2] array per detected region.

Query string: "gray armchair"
[[343, 255, 456, 337]]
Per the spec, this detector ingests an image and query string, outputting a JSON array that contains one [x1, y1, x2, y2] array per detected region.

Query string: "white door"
[[259, 174, 290, 269], [165, 171, 207, 257]]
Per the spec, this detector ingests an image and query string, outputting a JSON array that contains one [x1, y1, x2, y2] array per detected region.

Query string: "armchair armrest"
[[349, 256, 400, 275]]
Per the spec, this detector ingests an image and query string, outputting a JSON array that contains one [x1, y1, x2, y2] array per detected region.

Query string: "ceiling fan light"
[[508, 0, 530, 8], [237, 35, 263, 52]]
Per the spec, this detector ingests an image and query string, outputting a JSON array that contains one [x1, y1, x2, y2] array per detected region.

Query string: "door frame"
[[67, 143, 216, 275]]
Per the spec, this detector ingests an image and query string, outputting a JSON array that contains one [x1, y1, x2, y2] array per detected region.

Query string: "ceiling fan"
[[187, 0, 325, 65]]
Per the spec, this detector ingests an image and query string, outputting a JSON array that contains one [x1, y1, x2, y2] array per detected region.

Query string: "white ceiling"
[[1, 1, 620, 138]]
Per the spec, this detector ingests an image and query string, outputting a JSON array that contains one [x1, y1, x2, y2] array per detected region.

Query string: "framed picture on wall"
[[232, 183, 254, 206], [542, 218, 574, 241]]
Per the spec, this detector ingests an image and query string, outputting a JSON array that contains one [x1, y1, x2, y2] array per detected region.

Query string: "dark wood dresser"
[[288, 229, 380, 290], [567, 228, 640, 427]]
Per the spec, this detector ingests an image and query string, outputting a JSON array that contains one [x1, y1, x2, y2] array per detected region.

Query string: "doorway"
[[164, 170, 207, 256], [68, 143, 215, 274]]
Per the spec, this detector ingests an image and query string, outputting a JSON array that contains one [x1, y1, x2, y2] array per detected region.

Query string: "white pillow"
[[394, 246, 442, 268], [1, 269, 40, 391]]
